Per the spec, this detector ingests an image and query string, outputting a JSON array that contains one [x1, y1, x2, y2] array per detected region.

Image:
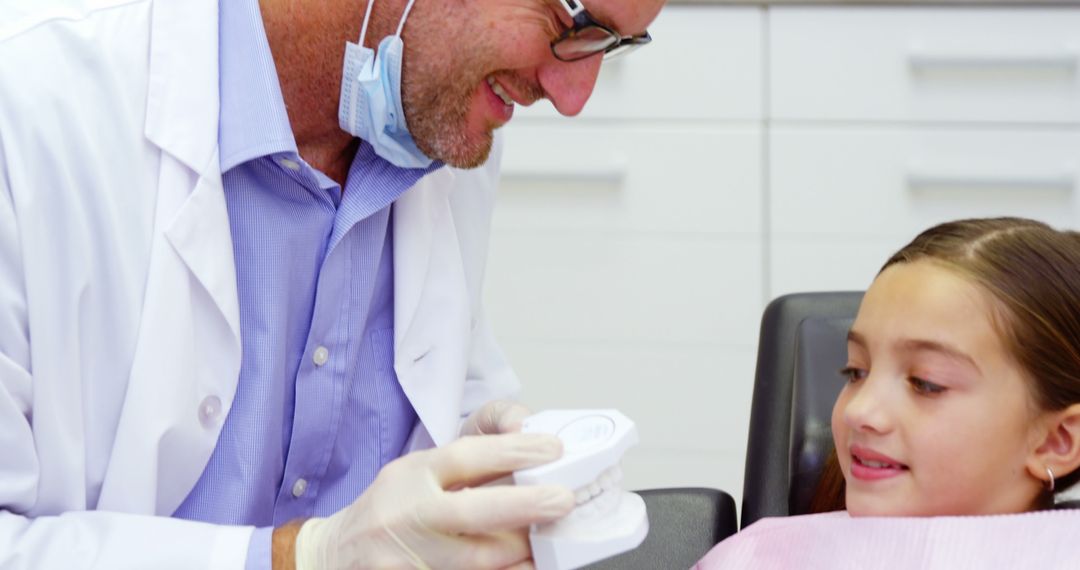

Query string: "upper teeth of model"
[[487, 76, 514, 106], [550, 464, 624, 527]]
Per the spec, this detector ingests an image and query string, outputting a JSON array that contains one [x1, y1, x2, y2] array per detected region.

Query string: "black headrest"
[[741, 292, 863, 528], [788, 315, 854, 516]]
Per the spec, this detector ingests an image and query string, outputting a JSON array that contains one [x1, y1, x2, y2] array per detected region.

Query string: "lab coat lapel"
[[394, 169, 473, 447], [143, 0, 239, 341], [144, 0, 220, 177], [100, 0, 242, 515]]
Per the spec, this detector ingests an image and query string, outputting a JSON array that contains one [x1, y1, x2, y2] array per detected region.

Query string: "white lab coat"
[[0, 0, 519, 567]]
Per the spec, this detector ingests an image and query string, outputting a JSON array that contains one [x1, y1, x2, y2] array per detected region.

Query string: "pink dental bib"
[[696, 509, 1080, 569]]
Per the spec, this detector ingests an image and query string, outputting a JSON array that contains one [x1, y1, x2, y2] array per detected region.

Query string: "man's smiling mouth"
[[487, 76, 513, 106]]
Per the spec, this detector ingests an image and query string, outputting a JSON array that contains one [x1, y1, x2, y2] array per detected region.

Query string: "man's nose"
[[842, 376, 893, 435], [537, 53, 604, 117]]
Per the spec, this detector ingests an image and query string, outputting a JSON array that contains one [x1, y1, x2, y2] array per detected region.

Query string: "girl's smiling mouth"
[[850, 445, 910, 481]]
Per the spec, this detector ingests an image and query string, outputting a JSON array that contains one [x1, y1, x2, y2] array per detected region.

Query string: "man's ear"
[[1027, 403, 1080, 489]]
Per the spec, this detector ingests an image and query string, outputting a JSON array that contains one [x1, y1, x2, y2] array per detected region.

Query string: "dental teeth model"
[[513, 409, 648, 570]]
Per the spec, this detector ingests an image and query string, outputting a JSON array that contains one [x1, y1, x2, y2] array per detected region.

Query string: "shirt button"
[[292, 478, 308, 498], [198, 396, 222, 429], [278, 157, 301, 171], [313, 346, 330, 367]]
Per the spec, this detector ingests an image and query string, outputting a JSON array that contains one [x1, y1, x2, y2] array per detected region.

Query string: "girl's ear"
[[1027, 403, 1080, 490]]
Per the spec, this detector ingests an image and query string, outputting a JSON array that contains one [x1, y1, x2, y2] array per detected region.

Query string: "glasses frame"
[[551, 0, 652, 63]]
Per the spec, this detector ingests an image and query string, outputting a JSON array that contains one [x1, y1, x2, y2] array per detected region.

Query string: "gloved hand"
[[294, 432, 574, 570], [460, 399, 533, 437]]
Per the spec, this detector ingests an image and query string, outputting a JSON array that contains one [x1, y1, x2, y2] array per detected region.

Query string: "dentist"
[[0, 0, 662, 568]]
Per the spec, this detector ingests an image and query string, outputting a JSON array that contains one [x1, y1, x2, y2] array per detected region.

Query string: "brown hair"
[[811, 217, 1080, 513], [808, 450, 846, 514]]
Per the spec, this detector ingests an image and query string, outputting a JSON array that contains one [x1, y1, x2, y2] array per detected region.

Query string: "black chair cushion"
[[586, 488, 737, 570]]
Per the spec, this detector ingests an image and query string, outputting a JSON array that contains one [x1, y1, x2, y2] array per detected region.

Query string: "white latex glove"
[[294, 432, 574, 570], [460, 400, 533, 437]]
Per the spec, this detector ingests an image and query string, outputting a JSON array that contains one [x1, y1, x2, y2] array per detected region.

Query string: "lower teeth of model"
[[565, 464, 624, 520]]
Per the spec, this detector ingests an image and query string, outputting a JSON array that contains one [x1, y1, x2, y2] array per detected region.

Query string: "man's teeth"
[[487, 77, 514, 106]]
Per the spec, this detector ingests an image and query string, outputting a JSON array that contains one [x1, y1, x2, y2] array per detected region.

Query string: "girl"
[[697, 217, 1080, 568]]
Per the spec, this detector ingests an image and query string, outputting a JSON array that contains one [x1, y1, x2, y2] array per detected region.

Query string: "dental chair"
[[586, 292, 859, 567], [740, 291, 864, 528], [588, 292, 858, 567]]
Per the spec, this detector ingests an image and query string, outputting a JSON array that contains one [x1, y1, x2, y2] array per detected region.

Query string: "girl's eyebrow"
[[847, 329, 867, 347], [847, 330, 982, 373], [899, 339, 982, 374]]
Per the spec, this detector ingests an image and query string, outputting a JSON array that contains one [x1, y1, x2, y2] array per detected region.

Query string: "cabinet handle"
[[908, 48, 1078, 74], [500, 160, 629, 185], [906, 171, 1076, 192]]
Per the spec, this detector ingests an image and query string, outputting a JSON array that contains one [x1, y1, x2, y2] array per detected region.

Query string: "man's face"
[[399, 0, 665, 168]]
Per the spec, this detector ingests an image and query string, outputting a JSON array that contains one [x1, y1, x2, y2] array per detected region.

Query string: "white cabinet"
[[498, 124, 762, 235], [485, 3, 1080, 507], [770, 125, 1080, 295], [768, 6, 1080, 298], [770, 7, 1080, 124], [485, 6, 765, 501], [517, 6, 763, 121], [771, 127, 1080, 238], [487, 233, 763, 346]]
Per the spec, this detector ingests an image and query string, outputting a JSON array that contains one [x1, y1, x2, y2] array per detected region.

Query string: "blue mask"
[[338, 0, 433, 169]]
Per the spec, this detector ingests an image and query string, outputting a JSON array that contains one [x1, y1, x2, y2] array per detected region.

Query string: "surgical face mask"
[[338, 0, 433, 169]]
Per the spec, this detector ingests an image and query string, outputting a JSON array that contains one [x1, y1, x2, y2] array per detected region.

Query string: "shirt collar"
[[219, 0, 447, 182], [218, 0, 297, 173]]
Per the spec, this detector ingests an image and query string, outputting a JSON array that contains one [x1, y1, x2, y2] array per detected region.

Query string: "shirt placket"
[[272, 167, 355, 525]]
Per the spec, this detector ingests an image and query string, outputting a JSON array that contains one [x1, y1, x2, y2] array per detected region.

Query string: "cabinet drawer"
[[518, 6, 763, 121], [770, 238, 902, 299], [770, 126, 1080, 238], [507, 341, 756, 493], [509, 342, 757, 452], [497, 123, 762, 235], [770, 7, 1080, 124], [484, 233, 762, 346]]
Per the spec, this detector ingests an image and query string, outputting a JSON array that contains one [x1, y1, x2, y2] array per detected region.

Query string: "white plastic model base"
[[513, 410, 648, 570]]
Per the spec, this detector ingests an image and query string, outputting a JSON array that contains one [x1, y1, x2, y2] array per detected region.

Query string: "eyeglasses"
[[551, 0, 652, 63]]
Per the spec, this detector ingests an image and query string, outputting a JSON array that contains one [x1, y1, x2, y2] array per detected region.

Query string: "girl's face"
[[832, 260, 1049, 516]]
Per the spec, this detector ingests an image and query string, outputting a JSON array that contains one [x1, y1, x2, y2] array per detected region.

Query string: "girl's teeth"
[[858, 458, 901, 469]]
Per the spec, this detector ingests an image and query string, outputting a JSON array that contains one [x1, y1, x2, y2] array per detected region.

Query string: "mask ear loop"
[[358, 0, 416, 47], [358, 0, 378, 46], [395, 0, 418, 36]]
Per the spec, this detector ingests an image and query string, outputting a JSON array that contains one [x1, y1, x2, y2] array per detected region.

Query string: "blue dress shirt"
[[172, 1, 442, 567]]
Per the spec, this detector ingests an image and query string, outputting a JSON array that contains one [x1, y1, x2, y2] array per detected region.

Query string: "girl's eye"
[[909, 376, 947, 396], [840, 366, 868, 383]]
